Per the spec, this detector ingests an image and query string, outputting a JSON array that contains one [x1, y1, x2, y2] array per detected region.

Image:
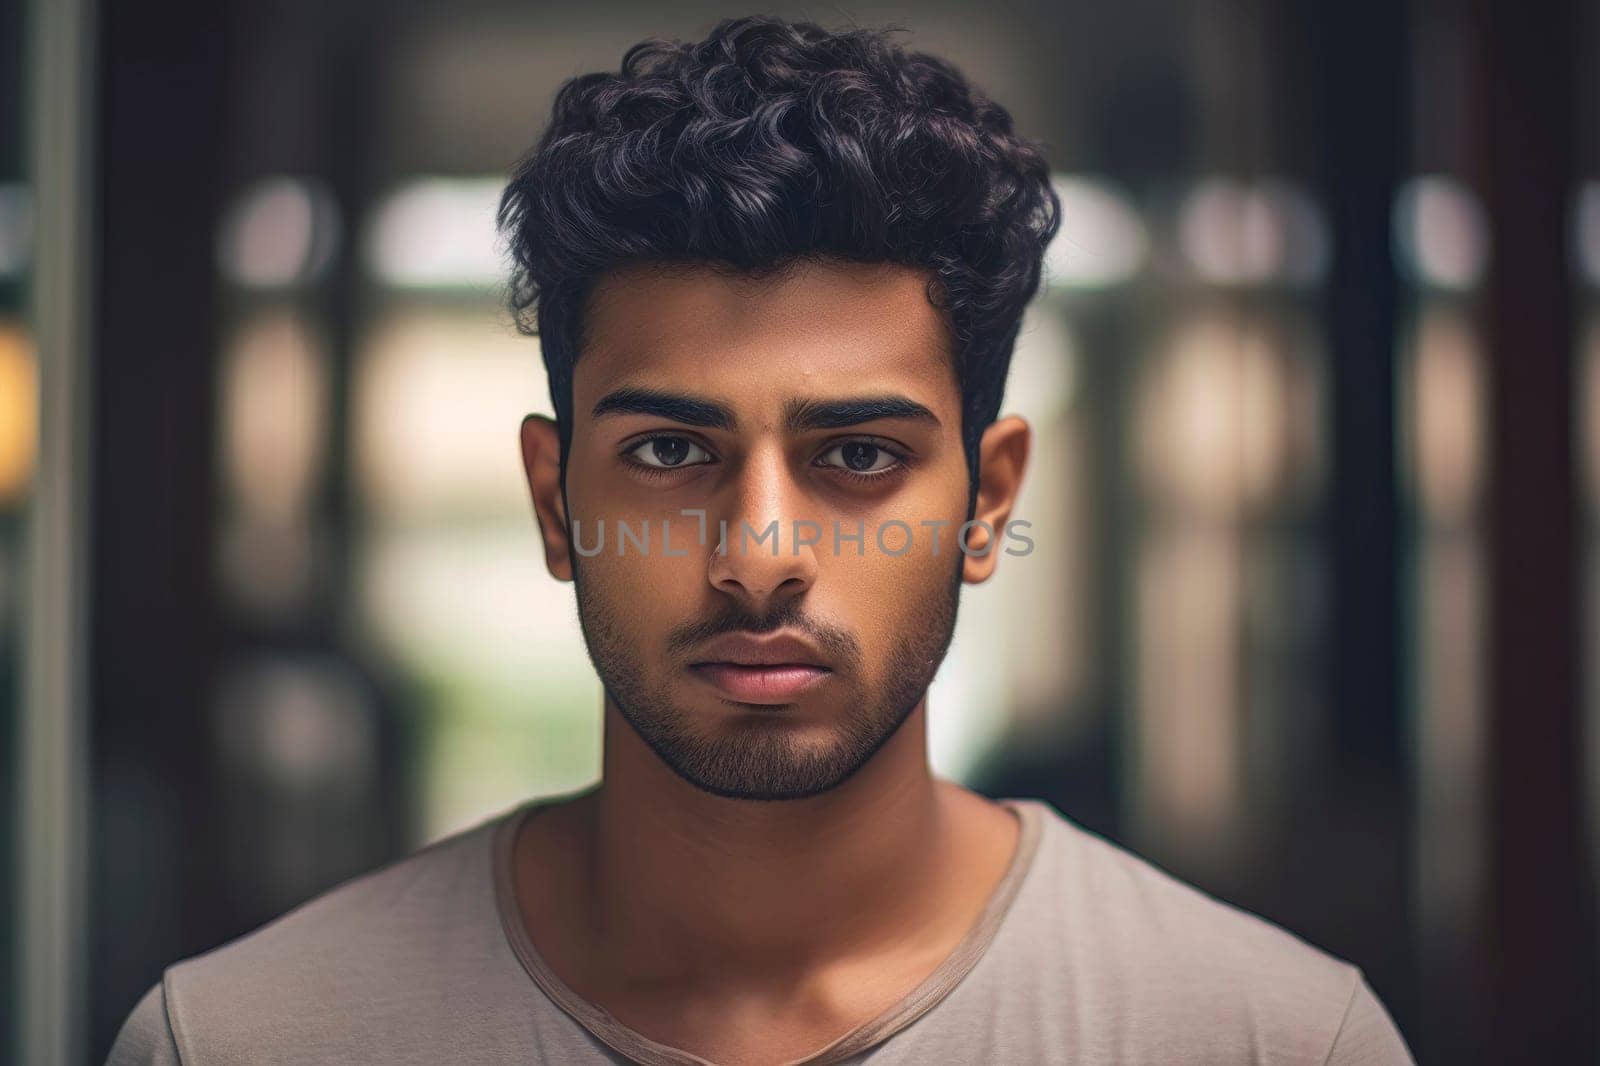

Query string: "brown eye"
[[627, 435, 712, 469], [817, 440, 901, 475]]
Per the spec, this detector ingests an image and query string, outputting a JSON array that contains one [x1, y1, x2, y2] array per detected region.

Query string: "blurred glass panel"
[[359, 522, 583, 682], [1045, 175, 1148, 290], [1393, 176, 1489, 291], [1177, 178, 1330, 288], [1401, 300, 1489, 1049], [220, 309, 328, 523], [1120, 300, 1331, 877], [1134, 518, 1243, 861], [1135, 310, 1320, 519], [1129, 306, 1326, 876], [354, 307, 545, 522], [1403, 306, 1485, 525], [358, 521, 598, 843], [216, 176, 340, 289], [364, 177, 506, 290], [216, 308, 329, 617]]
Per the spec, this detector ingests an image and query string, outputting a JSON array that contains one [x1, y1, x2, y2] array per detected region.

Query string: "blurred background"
[[4, 0, 1598, 1061]]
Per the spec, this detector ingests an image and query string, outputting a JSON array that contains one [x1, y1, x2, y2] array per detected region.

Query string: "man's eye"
[[627, 436, 713, 469], [816, 440, 902, 475]]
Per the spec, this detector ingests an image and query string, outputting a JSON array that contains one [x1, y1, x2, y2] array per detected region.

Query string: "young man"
[[109, 15, 1413, 1065]]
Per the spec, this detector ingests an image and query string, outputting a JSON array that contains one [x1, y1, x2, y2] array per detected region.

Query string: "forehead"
[[573, 258, 958, 416]]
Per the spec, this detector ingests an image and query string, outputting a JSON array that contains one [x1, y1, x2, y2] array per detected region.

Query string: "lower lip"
[[688, 663, 832, 704]]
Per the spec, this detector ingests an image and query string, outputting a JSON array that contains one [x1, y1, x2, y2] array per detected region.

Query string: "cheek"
[[576, 546, 705, 639], [615, 551, 704, 606], [819, 517, 960, 634], [857, 478, 969, 564], [579, 544, 697, 601]]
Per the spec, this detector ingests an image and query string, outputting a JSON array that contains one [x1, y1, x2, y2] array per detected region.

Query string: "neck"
[[574, 695, 956, 983]]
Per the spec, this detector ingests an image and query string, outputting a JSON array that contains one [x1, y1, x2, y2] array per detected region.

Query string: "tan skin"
[[515, 257, 1031, 1065]]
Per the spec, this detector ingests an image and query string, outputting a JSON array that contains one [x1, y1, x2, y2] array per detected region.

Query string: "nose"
[[706, 444, 818, 608]]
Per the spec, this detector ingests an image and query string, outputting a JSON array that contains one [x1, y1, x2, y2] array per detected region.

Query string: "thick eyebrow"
[[589, 387, 940, 432], [783, 395, 940, 431], [591, 387, 736, 429]]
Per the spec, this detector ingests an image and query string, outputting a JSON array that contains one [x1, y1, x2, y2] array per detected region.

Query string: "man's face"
[[557, 258, 974, 801]]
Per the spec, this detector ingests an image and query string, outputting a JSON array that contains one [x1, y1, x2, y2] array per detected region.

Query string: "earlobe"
[[962, 415, 1031, 585], [519, 414, 573, 582]]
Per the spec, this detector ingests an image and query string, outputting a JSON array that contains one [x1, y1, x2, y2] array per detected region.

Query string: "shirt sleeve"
[[105, 981, 184, 1066], [1322, 973, 1415, 1066]]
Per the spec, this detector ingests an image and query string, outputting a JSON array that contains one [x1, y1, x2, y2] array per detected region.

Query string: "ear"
[[519, 414, 573, 582], [962, 415, 1031, 584]]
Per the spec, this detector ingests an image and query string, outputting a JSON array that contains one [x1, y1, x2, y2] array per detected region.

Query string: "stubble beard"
[[570, 553, 963, 801]]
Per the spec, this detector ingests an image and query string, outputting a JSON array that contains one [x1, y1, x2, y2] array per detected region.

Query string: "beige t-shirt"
[[107, 796, 1414, 1064]]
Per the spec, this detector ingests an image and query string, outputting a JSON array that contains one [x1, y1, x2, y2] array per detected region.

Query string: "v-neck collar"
[[491, 794, 1046, 1065]]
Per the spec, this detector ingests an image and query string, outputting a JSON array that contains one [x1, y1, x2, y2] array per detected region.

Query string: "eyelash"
[[619, 434, 911, 485]]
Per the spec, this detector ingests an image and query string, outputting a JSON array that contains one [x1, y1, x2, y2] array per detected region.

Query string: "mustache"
[[665, 599, 861, 668]]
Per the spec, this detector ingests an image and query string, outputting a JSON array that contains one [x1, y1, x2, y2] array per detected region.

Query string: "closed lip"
[[689, 631, 831, 669]]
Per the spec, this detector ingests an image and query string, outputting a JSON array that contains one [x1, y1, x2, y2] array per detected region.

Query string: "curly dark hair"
[[496, 14, 1060, 500]]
